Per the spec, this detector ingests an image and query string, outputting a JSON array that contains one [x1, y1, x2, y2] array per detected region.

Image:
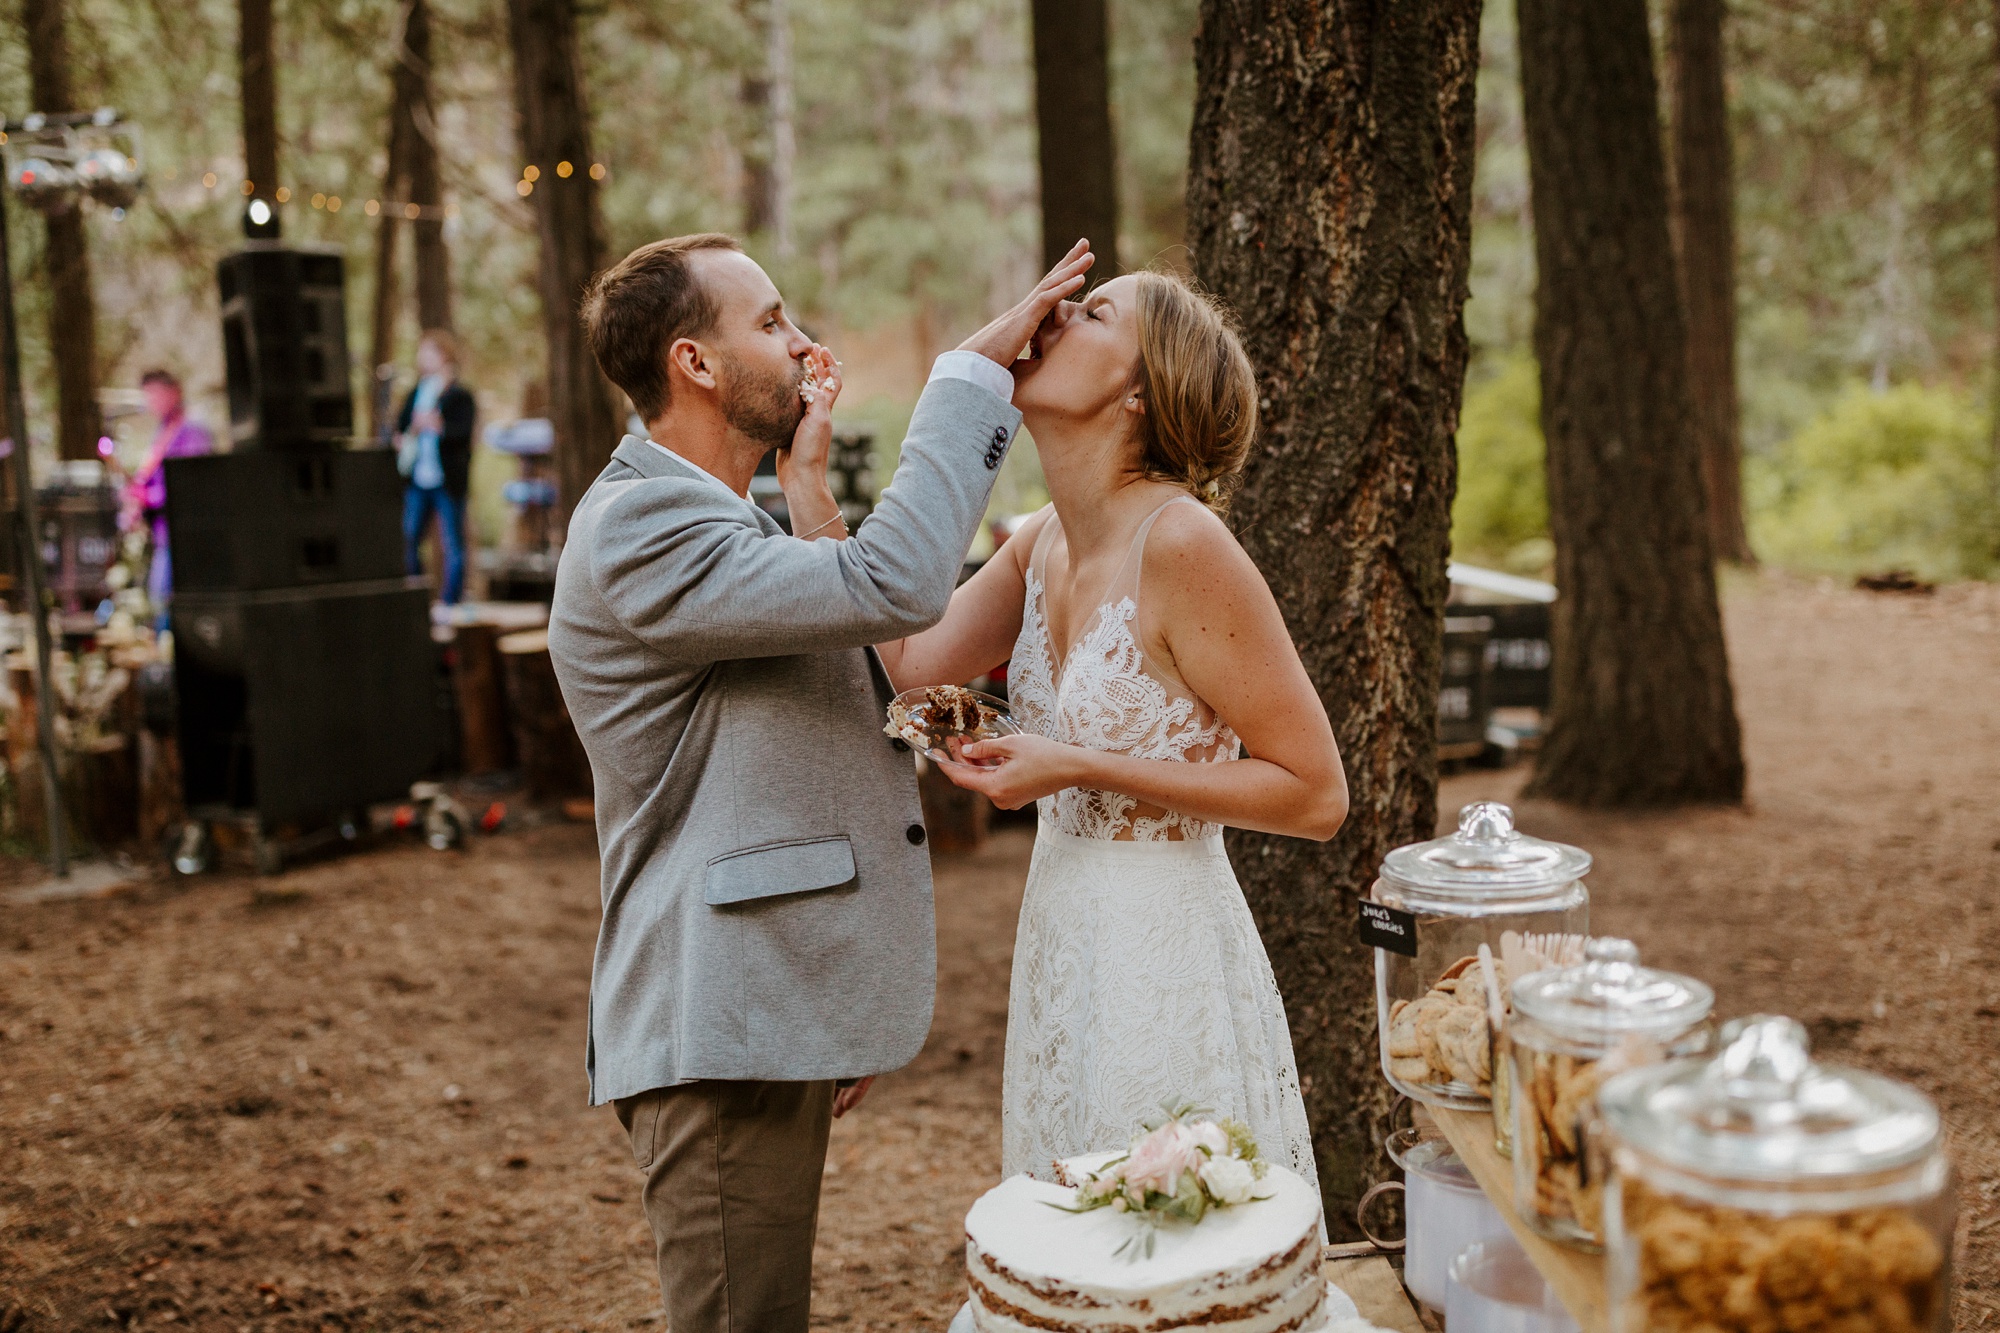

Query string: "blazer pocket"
[[704, 835, 857, 907]]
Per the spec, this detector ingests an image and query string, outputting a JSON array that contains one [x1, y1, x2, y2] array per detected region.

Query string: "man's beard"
[[719, 354, 804, 452]]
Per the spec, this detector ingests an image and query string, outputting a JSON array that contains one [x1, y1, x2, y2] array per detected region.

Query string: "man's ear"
[[668, 337, 718, 392]]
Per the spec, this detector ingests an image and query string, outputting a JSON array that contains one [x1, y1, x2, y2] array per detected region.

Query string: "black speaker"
[[218, 243, 354, 449], [172, 580, 447, 826], [164, 449, 404, 594]]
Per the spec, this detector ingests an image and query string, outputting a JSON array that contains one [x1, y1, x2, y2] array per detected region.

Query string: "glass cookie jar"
[[1370, 802, 1590, 1111], [1599, 1016, 1954, 1333], [1508, 938, 1714, 1251]]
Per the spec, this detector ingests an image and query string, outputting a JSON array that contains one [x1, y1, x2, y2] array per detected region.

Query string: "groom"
[[549, 232, 1092, 1330]]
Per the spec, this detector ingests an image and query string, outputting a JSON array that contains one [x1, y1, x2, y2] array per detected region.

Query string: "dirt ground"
[[2, 571, 1997, 1331]]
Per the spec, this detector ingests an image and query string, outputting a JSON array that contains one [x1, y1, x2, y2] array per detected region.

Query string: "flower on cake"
[[1057, 1101, 1272, 1257]]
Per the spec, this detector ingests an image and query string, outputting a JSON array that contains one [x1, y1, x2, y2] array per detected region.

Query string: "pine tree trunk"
[[1517, 0, 1745, 807], [22, 0, 98, 462], [1029, 0, 1119, 273], [506, 0, 620, 525], [1669, 0, 1753, 566], [369, 68, 410, 442], [1187, 0, 1482, 1228], [399, 0, 452, 331], [239, 0, 280, 216], [739, 0, 795, 258]]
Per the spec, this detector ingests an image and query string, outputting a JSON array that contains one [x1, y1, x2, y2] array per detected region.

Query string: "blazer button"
[[906, 824, 927, 846], [890, 737, 911, 753]]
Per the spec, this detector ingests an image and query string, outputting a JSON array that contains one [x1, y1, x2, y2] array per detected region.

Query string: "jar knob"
[[1456, 801, 1516, 845], [1584, 937, 1639, 966], [1706, 1015, 1813, 1118]]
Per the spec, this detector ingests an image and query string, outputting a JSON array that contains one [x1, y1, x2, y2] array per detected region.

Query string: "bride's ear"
[[1123, 391, 1146, 416]]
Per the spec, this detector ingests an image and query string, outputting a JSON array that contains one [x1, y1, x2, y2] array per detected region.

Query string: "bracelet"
[[797, 511, 846, 540]]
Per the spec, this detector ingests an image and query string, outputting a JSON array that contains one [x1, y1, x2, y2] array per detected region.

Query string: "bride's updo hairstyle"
[[1127, 271, 1258, 511]]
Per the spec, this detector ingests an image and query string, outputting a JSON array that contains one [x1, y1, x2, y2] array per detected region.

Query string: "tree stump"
[[452, 622, 516, 775], [497, 629, 590, 802]]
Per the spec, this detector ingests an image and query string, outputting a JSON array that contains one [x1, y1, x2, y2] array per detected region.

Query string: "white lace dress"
[[999, 498, 1320, 1206]]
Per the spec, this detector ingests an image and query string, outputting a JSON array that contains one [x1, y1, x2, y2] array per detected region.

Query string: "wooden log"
[[497, 628, 590, 802], [137, 730, 184, 847], [915, 753, 988, 854], [452, 621, 515, 774]]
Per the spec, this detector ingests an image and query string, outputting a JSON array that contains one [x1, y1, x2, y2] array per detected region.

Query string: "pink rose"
[[1121, 1122, 1202, 1197]]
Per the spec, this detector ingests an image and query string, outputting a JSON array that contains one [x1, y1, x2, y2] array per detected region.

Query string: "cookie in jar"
[[1508, 938, 1713, 1251], [1599, 1015, 1954, 1333]]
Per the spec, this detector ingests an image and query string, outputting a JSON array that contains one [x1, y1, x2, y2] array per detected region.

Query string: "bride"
[[875, 268, 1348, 1195]]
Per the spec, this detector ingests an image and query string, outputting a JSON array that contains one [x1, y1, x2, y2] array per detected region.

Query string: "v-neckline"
[[1037, 499, 1185, 687]]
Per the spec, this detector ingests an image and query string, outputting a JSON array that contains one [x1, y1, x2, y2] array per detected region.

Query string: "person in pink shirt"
[[121, 369, 214, 619]]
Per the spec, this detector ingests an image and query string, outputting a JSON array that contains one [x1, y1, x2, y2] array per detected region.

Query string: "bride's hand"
[[938, 733, 1087, 809]]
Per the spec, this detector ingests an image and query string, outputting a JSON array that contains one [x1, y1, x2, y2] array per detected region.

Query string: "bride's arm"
[[947, 506, 1348, 841], [874, 506, 1052, 691]]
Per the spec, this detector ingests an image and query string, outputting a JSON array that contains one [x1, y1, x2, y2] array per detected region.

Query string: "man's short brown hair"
[[581, 233, 742, 423]]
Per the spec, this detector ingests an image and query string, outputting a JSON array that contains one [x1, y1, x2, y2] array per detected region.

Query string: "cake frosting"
[[964, 1152, 1328, 1333]]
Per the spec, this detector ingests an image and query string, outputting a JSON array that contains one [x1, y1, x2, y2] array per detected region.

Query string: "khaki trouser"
[[615, 1079, 836, 1333]]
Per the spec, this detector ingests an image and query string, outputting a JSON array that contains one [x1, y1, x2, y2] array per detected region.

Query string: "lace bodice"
[[1007, 498, 1240, 841]]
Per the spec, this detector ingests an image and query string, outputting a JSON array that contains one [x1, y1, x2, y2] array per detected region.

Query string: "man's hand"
[[832, 1076, 874, 1118], [777, 344, 847, 539], [956, 240, 1094, 369], [776, 343, 842, 492]]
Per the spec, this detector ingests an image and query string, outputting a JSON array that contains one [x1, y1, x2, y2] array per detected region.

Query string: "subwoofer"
[[172, 579, 447, 826], [164, 449, 404, 594]]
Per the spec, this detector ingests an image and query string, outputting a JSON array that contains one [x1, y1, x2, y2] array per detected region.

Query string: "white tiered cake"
[[961, 1153, 1341, 1333]]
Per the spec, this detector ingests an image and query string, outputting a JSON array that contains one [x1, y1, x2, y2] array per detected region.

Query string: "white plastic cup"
[[1445, 1237, 1581, 1333]]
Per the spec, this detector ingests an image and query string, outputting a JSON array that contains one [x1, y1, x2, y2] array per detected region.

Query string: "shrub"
[[1451, 352, 1551, 573], [1750, 381, 1998, 582]]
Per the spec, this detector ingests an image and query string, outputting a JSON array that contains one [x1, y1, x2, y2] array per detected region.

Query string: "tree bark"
[[398, 0, 452, 331], [22, 0, 98, 462], [368, 70, 410, 441], [506, 0, 620, 526], [1187, 0, 1482, 1228], [1030, 0, 1119, 274], [1517, 0, 1745, 807], [740, 0, 795, 258], [1669, 0, 1753, 565], [239, 0, 280, 217]]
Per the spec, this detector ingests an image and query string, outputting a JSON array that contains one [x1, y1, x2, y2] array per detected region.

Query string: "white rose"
[[1187, 1120, 1231, 1157], [1199, 1154, 1260, 1206]]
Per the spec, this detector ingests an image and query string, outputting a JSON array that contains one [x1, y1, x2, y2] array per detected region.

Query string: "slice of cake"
[[963, 1149, 1329, 1333]]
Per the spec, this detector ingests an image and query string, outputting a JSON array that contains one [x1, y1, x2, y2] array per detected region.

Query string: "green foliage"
[[1749, 382, 1998, 581], [1450, 353, 1550, 574]]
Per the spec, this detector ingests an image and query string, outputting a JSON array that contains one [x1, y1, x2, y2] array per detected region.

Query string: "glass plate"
[[885, 686, 1021, 768]]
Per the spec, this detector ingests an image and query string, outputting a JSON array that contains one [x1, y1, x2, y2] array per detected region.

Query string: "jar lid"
[[1511, 938, 1713, 1037], [1598, 1015, 1941, 1181], [1379, 802, 1592, 898]]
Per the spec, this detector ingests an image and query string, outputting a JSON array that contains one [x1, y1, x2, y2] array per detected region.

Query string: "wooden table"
[[1431, 1107, 1609, 1333]]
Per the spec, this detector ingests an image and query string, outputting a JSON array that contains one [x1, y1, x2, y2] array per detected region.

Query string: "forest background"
[[0, 0, 1993, 582]]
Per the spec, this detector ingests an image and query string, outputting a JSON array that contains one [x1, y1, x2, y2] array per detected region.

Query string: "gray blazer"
[[549, 376, 1020, 1105]]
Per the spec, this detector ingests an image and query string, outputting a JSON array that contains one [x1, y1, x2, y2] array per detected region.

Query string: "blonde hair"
[[419, 327, 460, 368], [1128, 271, 1258, 511]]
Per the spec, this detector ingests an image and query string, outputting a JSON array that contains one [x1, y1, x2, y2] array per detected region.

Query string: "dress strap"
[[1114, 495, 1203, 608]]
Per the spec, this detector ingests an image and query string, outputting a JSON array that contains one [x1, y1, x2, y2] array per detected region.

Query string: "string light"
[[589, 162, 605, 180], [516, 179, 533, 197], [556, 160, 573, 178], [274, 185, 291, 203], [326, 195, 341, 211], [311, 192, 326, 208], [202, 171, 217, 188], [364, 199, 380, 216], [403, 201, 420, 219], [522, 165, 540, 182], [240, 179, 254, 196]]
